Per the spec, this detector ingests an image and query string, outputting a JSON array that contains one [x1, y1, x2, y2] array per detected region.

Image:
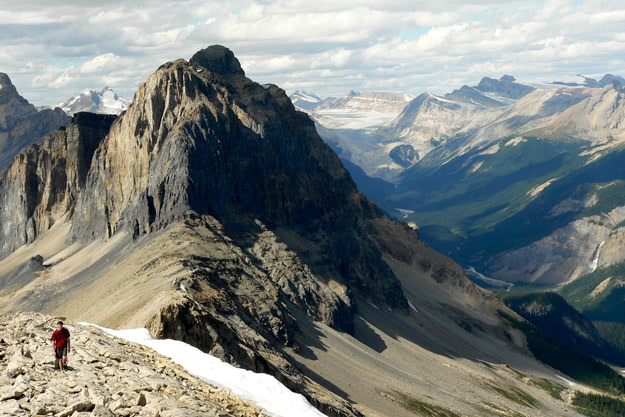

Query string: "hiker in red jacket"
[[51, 321, 71, 371]]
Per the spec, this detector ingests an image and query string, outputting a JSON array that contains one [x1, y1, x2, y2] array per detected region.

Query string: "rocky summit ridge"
[[0, 312, 268, 417]]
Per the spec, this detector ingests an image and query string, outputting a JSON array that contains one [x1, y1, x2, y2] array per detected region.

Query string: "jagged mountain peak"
[[190, 44, 245, 77], [0, 72, 29, 106], [0, 72, 15, 92], [292, 89, 321, 98], [0, 72, 30, 109], [475, 75, 535, 100], [445, 84, 504, 107], [402, 92, 460, 113], [70, 49, 407, 313]]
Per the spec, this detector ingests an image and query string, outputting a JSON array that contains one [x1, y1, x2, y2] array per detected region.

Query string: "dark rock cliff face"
[[70, 46, 407, 315], [0, 113, 115, 256], [0, 73, 70, 173]]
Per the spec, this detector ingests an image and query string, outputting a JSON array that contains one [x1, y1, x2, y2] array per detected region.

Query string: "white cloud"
[[1, 0, 624, 105]]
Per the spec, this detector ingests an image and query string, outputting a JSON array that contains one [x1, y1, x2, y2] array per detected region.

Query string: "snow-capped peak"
[[292, 90, 322, 103], [56, 87, 131, 116], [289, 90, 323, 111]]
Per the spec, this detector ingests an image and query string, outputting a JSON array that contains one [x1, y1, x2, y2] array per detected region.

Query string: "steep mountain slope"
[[0, 46, 607, 417], [527, 83, 625, 139], [560, 262, 625, 324], [504, 292, 625, 364], [379, 92, 502, 164], [378, 137, 625, 285], [0, 73, 70, 173], [558, 262, 625, 355], [55, 87, 131, 115], [0, 112, 116, 258]]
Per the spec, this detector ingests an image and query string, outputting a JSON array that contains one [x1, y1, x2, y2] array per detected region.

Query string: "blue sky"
[[1, 0, 624, 104]]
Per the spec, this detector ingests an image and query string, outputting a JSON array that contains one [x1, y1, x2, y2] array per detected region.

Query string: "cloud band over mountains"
[[2, 0, 625, 104]]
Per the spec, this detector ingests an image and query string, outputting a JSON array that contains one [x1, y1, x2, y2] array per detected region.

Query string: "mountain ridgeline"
[[0, 45, 520, 417]]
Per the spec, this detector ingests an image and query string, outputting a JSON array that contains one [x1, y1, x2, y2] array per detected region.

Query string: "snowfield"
[[314, 109, 398, 129], [80, 323, 328, 417]]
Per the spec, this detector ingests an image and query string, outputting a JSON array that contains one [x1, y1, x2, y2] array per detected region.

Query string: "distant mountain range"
[[295, 73, 625, 344], [297, 74, 625, 181], [551, 73, 625, 88], [291, 89, 414, 114]]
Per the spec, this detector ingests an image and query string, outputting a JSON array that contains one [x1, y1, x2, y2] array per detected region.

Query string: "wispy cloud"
[[1, 0, 624, 104]]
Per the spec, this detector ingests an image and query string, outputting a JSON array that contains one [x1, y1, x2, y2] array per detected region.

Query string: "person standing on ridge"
[[51, 321, 70, 371]]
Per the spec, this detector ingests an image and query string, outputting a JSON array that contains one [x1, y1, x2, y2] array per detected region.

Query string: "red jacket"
[[51, 328, 70, 348]]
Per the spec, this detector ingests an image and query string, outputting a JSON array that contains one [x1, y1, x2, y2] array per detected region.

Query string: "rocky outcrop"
[[0, 112, 115, 257], [0, 312, 268, 417], [0, 73, 70, 173], [487, 205, 625, 284]]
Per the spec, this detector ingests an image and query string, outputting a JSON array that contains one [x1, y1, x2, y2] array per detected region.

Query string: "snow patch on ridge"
[[80, 323, 327, 417]]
